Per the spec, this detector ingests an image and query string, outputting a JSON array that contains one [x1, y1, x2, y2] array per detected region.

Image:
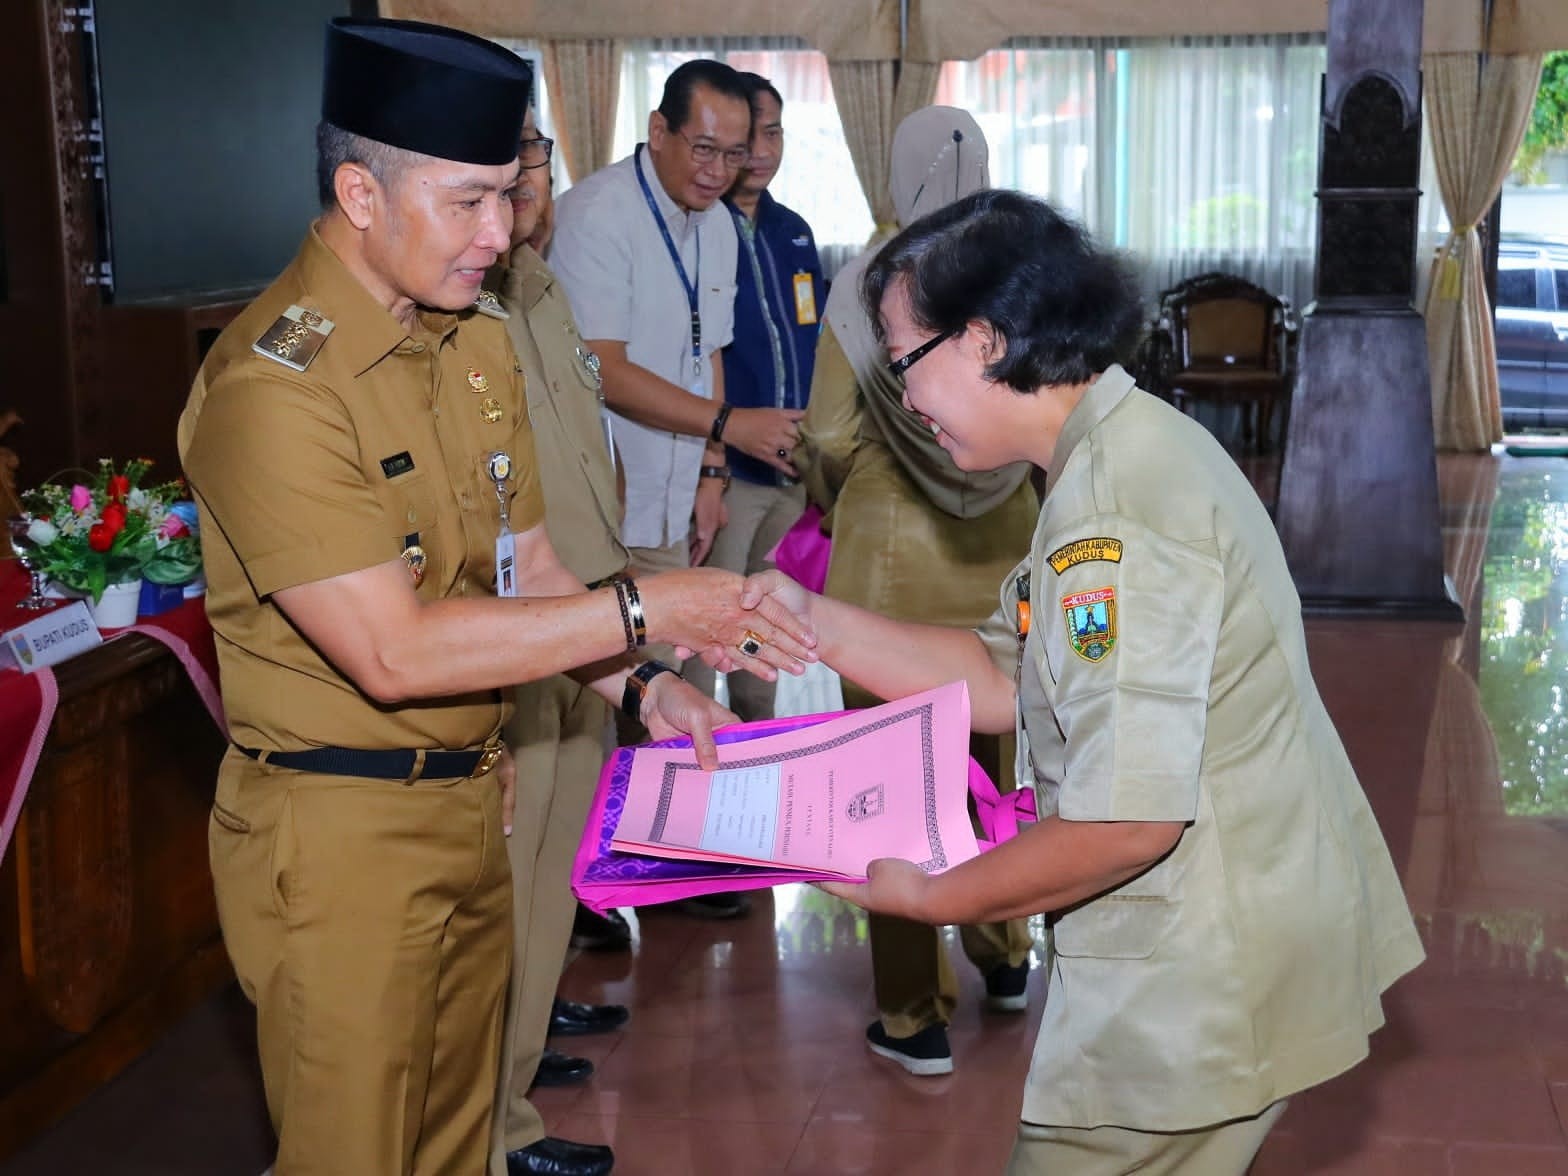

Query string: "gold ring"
[[738, 630, 766, 657]]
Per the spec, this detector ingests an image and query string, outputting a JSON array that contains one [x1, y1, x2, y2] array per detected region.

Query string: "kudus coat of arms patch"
[[1061, 586, 1117, 662]]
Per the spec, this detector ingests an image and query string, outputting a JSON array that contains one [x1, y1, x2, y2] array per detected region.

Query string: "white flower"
[[127, 487, 150, 511], [26, 518, 58, 545]]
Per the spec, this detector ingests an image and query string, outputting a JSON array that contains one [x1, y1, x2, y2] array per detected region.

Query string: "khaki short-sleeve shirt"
[[973, 366, 1423, 1132], [179, 228, 544, 753], [496, 245, 627, 585]]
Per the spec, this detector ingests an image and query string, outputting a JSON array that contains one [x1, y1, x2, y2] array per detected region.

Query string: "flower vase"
[[91, 578, 143, 628]]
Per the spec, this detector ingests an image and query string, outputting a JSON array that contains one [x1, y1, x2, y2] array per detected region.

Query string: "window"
[[1554, 265, 1568, 312], [1497, 264, 1538, 310]]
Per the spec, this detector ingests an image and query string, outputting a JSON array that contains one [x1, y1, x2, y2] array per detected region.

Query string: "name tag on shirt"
[[794, 273, 818, 326], [496, 533, 518, 598]]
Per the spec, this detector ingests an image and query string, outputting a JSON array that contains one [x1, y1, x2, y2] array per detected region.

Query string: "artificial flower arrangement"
[[18, 458, 201, 603]]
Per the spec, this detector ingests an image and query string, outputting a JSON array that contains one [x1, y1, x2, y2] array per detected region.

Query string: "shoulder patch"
[[472, 289, 510, 319], [252, 305, 334, 372], [1048, 537, 1123, 575], [1061, 587, 1117, 662]]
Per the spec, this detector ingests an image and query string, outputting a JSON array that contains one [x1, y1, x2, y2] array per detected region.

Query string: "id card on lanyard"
[[488, 451, 518, 598], [634, 145, 705, 398]]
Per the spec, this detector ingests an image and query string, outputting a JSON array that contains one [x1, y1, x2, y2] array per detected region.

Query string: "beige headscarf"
[[823, 107, 1031, 519]]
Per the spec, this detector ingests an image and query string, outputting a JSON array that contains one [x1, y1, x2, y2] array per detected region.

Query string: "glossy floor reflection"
[[5, 453, 1568, 1174]]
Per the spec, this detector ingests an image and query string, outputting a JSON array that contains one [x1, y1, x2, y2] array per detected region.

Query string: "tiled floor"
[[5, 452, 1568, 1175]]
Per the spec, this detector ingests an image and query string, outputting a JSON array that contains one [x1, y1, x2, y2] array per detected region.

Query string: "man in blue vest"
[[701, 72, 826, 722]]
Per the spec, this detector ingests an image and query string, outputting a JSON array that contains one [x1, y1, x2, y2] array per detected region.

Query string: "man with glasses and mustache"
[[553, 59, 802, 918]]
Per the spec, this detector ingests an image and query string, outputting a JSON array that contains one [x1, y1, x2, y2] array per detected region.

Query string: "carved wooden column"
[[1274, 0, 1462, 620]]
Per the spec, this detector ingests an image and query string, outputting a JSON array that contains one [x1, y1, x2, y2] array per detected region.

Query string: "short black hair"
[[315, 120, 424, 209], [736, 71, 783, 114], [657, 59, 751, 132], [863, 190, 1145, 390]]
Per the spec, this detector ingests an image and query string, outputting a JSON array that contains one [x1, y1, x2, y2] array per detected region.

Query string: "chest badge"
[[401, 540, 427, 589], [467, 368, 490, 393], [576, 345, 603, 391], [1061, 586, 1117, 663], [480, 397, 504, 423]]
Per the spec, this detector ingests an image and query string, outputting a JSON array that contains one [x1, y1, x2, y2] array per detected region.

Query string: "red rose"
[[88, 522, 115, 552], [107, 474, 131, 502], [101, 501, 128, 535]]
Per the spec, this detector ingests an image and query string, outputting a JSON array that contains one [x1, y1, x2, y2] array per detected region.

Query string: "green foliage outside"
[[1513, 51, 1568, 186], [1477, 465, 1568, 817]]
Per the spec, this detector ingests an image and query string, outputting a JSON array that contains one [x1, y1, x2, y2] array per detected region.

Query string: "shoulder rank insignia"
[[252, 305, 334, 372], [1061, 586, 1117, 662], [1048, 537, 1123, 575], [472, 289, 510, 319]]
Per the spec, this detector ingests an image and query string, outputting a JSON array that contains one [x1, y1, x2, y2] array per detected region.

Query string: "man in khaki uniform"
[[178, 20, 812, 1175], [747, 190, 1424, 1173], [486, 108, 625, 1176]]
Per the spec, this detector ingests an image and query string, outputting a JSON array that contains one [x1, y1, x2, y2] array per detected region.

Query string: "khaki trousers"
[[687, 478, 807, 721], [1006, 1100, 1288, 1176], [488, 676, 611, 1170], [844, 679, 1034, 1038], [209, 751, 512, 1176]]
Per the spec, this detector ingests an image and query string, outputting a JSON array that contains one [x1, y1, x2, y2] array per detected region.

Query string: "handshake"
[[623, 566, 816, 682]]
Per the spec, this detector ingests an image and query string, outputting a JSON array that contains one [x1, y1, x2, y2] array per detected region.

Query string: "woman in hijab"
[[796, 107, 1037, 1076]]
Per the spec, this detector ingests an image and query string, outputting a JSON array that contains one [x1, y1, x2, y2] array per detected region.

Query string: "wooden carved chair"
[[0, 410, 21, 520], [1141, 273, 1297, 454]]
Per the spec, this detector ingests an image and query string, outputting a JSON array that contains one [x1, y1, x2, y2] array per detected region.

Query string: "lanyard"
[[634, 144, 702, 378]]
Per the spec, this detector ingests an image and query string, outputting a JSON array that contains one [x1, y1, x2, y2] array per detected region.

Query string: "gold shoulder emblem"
[[472, 289, 510, 320], [252, 304, 335, 372]]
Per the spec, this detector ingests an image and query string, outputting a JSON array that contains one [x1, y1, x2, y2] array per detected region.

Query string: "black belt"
[[236, 742, 501, 781]]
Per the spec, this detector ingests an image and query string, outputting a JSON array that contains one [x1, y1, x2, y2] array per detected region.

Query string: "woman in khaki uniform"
[[799, 107, 1036, 1075], [745, 190, 1423, 1174]]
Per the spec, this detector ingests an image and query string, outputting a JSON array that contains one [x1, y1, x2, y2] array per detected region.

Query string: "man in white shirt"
[[552, 59, 803, 579], [553, 58, 803, 920]]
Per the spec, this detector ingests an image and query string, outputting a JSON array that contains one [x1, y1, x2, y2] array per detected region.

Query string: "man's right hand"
[[725, 406, 805, 476]]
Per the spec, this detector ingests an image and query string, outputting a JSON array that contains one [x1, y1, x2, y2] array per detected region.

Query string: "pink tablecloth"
[[0, 561, 225, 865]]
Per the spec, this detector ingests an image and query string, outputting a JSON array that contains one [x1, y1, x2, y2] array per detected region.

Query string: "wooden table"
[[0, 589, 229, 1159]]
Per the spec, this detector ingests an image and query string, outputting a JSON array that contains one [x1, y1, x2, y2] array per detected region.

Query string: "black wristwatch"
[[621, 660, 679, 722], [699, 464, 732, 489]]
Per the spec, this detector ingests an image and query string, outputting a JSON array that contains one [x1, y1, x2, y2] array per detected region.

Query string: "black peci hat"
[[322, 17, 533, 166]]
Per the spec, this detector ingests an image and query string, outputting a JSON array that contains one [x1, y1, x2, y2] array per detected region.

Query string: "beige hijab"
[[823, 107, 1031, 519]]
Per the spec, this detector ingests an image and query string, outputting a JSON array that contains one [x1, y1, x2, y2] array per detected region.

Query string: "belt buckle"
[[475, 737, 505, 776]]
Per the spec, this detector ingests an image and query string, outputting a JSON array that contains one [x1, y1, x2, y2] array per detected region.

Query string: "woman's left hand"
[[819, 858, 934, 922]]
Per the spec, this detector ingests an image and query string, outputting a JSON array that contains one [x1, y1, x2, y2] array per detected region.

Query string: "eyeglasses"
[[672, 127, 750, 170], [519, 135, 554, 169], [887, 328, 958, 378]]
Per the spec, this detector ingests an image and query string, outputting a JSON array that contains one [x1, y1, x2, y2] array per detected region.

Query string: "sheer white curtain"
[[939, 35, 1325, 312]]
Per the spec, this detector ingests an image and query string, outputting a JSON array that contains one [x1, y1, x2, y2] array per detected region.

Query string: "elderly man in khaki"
[[485, 106, 626, 1176], [747, 189, 1423, 1173], [178, 21, 812, 1175]]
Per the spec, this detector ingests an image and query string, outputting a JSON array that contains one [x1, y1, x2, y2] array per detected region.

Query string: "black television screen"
[[94, 0, 349, 303]]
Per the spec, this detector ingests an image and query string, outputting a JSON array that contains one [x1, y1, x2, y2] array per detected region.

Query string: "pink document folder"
[[572, 682, 1036, 913]]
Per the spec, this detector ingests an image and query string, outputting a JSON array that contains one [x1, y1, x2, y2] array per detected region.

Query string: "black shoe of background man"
[[570, 903, 632, 952], [549, 997, 629, 1038], [530, 1048, 594, 1089], [505, 1136, 614, 1176]]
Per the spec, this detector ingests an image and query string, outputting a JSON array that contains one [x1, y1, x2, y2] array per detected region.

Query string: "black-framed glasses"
[[519, 135, 554, 169], [887, 328, 958, 378], [672, 127, 750, 170]]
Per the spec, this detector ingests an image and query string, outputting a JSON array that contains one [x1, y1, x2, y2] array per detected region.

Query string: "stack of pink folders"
[[572, 680, 1037, 913]]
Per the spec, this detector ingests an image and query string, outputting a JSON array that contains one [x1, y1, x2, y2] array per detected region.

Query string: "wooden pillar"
[[1274, 0, 1462, 620]]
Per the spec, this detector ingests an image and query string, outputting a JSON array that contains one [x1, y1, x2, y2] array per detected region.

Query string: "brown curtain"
[[1421, 52, 1544, 451], [828, 61, 947, 244], [541, 38, 623, 183]]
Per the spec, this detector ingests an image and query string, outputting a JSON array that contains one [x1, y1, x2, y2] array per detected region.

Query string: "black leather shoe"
[[505, 1136, 614, 1176], [570, 904, 632, 952], [530, 1048, 594, 1088], [663, 891, 751, 919], [549, 997, 630, 1038]]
